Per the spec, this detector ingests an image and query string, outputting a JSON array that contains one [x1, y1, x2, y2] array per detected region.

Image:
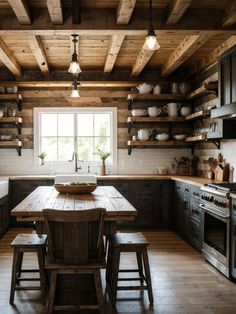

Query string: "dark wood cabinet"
[[0, 196, 10, 237], [100, 180, 133, 204]]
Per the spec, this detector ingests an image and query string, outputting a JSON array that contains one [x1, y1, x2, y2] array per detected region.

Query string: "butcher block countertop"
[[2, 174, 221, 187]]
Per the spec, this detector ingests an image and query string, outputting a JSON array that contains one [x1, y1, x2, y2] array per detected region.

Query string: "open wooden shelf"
[[188, 82, 218, 100], [0, 117, 23, 134], [0, 94, 23, 111], [127, 116, 186, 132], [0, 140, 22, 156], [127, 140, 192, 155], [185, 110, 210, 121], [127, 93, 187, 109], [185, 135, 207, 142]]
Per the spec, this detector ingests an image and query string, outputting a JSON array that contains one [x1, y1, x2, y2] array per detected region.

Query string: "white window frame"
[[34, 107, 117, 167]]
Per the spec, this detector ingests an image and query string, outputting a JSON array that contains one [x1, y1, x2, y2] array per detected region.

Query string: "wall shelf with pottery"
[[0, 117, 23, 134], [0, 94, 23, 111], [0, 140, 22, 156]]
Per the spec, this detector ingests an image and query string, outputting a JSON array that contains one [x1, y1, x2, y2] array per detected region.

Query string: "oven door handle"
[[199, 203, 230, 218]]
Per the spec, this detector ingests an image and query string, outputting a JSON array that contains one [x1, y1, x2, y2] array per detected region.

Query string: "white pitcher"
[[137, 129, 151, 141], [163, 103, 180, 117]]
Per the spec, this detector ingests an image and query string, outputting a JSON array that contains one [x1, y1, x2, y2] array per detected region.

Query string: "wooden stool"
[[106, 232, 154, 306], [9, 234, 47, 305]]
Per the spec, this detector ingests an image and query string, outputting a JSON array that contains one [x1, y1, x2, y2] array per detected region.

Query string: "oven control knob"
[[209, 196, 214, 202], [214, 199, 219, 205]]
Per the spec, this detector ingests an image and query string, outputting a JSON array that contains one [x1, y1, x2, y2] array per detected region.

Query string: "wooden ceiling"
[[0, 0, 236, 80]]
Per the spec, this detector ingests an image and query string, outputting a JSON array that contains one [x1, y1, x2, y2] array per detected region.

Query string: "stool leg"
[[37, 248, 47, 305], [16, 251, 23, 286], [94, 269, 105, 314], [136, 252, 144, 285], [46, 270, 57, 314], [142, 250, 154, 306], [9, 247, 19, 304], [106, 241, 113, 283], [111, 248, 120, 307]]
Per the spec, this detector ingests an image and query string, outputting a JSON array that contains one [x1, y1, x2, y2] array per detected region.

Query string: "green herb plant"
[[38, 152, 47, 165]]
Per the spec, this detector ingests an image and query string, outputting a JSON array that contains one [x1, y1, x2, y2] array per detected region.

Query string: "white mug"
[[138, 129, 151, 141], [153, 84, 162, 94], [147, 106, 162, 117], [163, 103, 180, 117]]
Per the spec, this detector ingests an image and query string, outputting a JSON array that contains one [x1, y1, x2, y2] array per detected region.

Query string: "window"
[[34, 108, 117, 165]]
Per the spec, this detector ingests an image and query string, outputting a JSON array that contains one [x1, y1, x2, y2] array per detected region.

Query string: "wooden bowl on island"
[[54, 182, 97, 194]]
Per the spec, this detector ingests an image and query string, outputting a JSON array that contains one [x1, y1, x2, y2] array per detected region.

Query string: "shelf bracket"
[[15, 122, 22, 134], [128, 144, 132, 155], [16, 96, 22, 111], [128, 121, 133, 133], [128, 98, 133, 110], [16, 146, 21, 156], [211, 139, 221, 150]]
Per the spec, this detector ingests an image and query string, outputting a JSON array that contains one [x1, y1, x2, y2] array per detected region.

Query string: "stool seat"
[[9, 233, 47, 305], [111, 232, 149, 247], [11, 234, 47, 247]]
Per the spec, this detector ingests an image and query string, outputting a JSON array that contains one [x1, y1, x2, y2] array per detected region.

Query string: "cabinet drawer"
[[189, 217, 202, 251], [190, 199, 201, 221], [133, 181, 158, 192]]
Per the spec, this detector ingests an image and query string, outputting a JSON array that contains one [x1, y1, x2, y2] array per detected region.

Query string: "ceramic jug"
[[147, 106, 162, 117], [137, 129, 151, 141], [163, 103, 180, 117]]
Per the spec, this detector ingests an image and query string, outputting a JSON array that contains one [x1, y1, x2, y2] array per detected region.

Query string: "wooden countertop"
[[3, 174, 222, 187]]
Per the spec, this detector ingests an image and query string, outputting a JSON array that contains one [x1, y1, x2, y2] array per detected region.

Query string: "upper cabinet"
[[211, 45, 236, 119]]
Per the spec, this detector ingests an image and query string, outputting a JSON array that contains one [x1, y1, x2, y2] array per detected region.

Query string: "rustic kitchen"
[[1, 1, 236, 313]]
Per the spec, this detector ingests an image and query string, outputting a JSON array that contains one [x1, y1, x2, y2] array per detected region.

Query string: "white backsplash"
[[0, 148, 192, 175]]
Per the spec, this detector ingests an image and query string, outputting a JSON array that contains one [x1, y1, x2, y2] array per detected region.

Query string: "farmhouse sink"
[[0, 180, 9, 199], [54, 174, 97, 184]]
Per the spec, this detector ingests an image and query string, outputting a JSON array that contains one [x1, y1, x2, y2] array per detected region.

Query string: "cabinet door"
[[132, 181, 159, 227], [231, 51, 236, 104], [0, 196, 9, 237], [220, 55, 231, 106], [174, 182, 185, 234], [189, 217, 202, 251], [158, 181, 173, 228], [183, 194, 190, 238], [231, 213, 236, 279]]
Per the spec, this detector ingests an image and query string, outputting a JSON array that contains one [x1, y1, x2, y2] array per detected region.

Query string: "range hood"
[[211, 103, 236, 119]]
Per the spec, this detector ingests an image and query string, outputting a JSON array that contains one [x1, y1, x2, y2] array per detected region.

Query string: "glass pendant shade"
[[144, 34, 160, 51], [68, 60, 81, 74], [70, 88, 80, 97]]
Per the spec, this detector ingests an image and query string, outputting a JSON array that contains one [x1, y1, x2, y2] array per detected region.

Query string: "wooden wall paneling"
[[7, 0, 31, 25], [166, 0, 192, 25], [104, 35, 125, 73], [46, 0, 63, 24], [0, 37, 22, 77], [27, 35, 49, 74], [116, 0, 136, 24]]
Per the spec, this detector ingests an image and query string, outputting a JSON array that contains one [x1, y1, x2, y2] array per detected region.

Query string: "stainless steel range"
[[200, 183, 236, 279]]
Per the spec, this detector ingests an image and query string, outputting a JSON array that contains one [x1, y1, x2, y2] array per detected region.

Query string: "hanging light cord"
[[148, 0, 155, 36]]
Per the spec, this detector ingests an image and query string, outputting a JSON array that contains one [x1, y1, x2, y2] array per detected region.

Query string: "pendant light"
[[144, 0, 160, 51], [70, 77, 80, 98], [68, 34, 81, 74]]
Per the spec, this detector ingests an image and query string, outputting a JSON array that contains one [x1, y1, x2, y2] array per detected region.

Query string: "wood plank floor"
[[0, 228, 236, 313]]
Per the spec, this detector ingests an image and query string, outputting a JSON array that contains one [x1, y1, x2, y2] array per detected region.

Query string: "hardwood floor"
[[0, 228, 236, 313]]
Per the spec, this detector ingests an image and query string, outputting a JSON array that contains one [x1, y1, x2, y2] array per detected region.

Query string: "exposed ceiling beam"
[[8, 0, 31, 25], [161, 34, 209, 77], [0, 8, 234, 35], [189, 35, 236, 76], [117, 0, 136, 24], [132, 44, 159, 76], [104, 35, 125, 73], [222, 0, 236, 27], [72, 0, 81, 24], [0, 81, 139, 88], [0, 37, 22, 77], [27, 35, 49, 75], [166, 0, 192, 25], [46, 0, 63, 24]]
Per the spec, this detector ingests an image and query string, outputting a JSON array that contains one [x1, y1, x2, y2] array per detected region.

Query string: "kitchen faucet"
[[69, 152, 83, 173]]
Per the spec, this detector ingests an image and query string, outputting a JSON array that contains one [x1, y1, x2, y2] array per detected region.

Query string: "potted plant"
[[97, 149, 111, 175], [38, 152, 47, 166]]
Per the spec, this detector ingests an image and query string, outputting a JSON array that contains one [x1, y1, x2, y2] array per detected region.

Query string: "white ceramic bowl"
[[155, 133, 169, 141], [180, 107, 191, 116], [131, 109, 147, 117], [173, 134, 187, 140]]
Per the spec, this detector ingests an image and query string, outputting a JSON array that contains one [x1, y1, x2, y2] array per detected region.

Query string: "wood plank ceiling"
[[0, 0, 235, 80]]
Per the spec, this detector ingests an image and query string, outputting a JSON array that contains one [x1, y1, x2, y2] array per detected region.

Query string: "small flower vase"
[[40, 158, 45, 166], [101, 160, 106, 176]]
